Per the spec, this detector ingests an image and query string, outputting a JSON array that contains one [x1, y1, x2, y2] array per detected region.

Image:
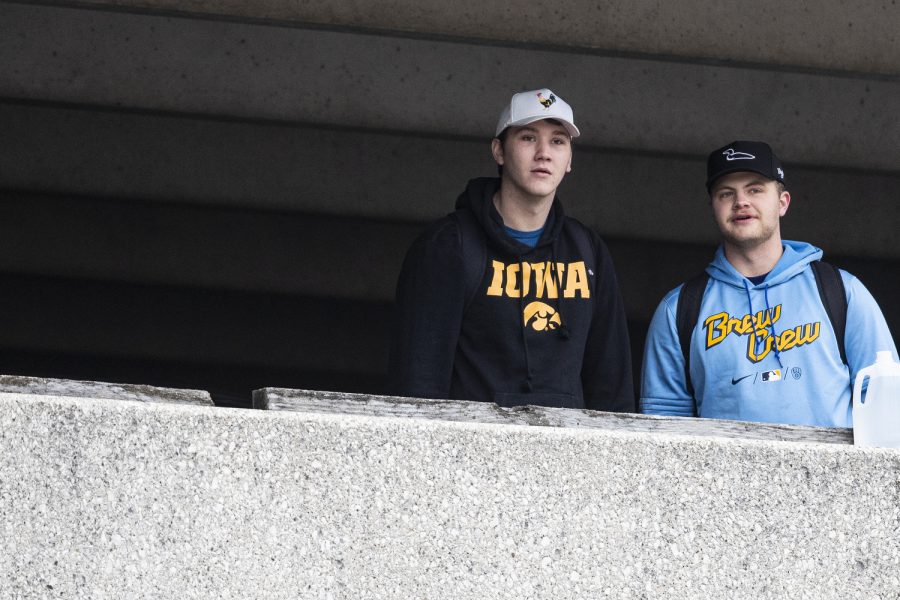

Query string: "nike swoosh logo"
[[731, 374, 754, 385]]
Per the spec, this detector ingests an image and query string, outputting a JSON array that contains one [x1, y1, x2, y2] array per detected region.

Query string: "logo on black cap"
[[706, 140, 785, 192], [722, 148, 756, 161]]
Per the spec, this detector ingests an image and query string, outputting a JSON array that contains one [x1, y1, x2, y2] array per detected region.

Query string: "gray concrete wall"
[[18, 0, 900, 75], [2, 388, 899, 598], [3, 103, 899, 260], [3, 3, 898, 171]]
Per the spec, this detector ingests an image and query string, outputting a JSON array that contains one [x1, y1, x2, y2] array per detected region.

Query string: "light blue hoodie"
[[640, 241, 897, 427]]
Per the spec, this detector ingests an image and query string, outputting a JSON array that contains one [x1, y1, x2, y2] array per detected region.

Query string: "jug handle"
[[853, 368, 871, 406]]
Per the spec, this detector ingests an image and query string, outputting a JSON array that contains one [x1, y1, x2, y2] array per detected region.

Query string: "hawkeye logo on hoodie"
[[523, 301, 560, 331], [485, 260, 591, 332], [703, 304, 821, 363]]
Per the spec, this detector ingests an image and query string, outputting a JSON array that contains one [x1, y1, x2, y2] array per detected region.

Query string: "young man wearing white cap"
[[640, 140, 896, 427], [388, 89, 634, 411]]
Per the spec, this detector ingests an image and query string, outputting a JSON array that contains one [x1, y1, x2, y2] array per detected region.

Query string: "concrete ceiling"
[[21, 0, 900, 76], [3, 3, 898, 170]]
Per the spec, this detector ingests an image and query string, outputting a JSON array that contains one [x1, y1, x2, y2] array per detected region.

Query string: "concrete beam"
[[0, 274, 392, 374], [257, 388, 855, 445], [2, 390, 899, 598], [7, 189, 900, 338], [0, 191, 420, 301], [0, 374, 213, 404], [2, 104, 898, 262], [2, 3, 898, 170], [12, 0, 900, 76]]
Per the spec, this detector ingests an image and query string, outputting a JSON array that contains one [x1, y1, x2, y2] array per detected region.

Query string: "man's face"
[[491, 119, 572, 203], [710, 171, 790, 250]]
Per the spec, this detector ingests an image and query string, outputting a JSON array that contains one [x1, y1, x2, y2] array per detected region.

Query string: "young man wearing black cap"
[[388, 88, 633, 411], [640, 140, 896, 427]]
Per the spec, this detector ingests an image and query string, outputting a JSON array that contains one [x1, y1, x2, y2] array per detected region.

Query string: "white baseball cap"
[[495, 88, 580, 138]]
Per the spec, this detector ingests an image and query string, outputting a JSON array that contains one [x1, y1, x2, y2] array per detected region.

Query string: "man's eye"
[[521, 135, 536, 142]]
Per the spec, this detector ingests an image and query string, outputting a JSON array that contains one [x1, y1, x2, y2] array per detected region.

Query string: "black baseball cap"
[[706, 140, 785, 192]]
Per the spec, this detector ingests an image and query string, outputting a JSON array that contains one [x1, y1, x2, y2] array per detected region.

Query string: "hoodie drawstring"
[[744, 279, 784, 370], [518, 255, 533, 392], [551, 243, 571, 340], [743, 280, 759, 353], [518, 243, 572, 393], [764, 284, 784, 369]]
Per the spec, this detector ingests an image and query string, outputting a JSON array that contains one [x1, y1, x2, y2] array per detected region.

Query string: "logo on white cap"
[[495, 88, 580, 138]]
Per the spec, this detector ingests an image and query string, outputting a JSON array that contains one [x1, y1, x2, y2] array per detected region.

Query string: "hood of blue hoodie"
[[454, 177, 566, 257], [706, 240, 823, 289]]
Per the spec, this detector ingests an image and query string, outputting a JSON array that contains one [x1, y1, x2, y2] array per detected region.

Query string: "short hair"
[[494, 128, 510, 176], [708, 179, 787, 198]]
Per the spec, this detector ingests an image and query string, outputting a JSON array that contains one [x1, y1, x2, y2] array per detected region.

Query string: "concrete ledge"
[[3, 388, 897, 598], [0, 374, 213, 405], [254, 388, 855, 446]]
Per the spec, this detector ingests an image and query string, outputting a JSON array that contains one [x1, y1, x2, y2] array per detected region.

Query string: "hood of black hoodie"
[[454, 177, 566, 256]]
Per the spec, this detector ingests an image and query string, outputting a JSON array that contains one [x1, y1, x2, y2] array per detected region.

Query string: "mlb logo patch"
[[762, 369, 782, 382]]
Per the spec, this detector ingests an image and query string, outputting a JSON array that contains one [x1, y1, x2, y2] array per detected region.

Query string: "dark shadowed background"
[[1, 0, 898, 406]]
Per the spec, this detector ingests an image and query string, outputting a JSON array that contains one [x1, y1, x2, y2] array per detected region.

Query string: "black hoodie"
[[389, 177, 634, 412]]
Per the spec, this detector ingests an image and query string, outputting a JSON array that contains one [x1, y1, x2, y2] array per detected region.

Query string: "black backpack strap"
[[811, 260, 848, 365], [566, 221, 598, 299], [454, 208, 487, 313], [569, 221, 598, 265], [676, 272, 709, 408]]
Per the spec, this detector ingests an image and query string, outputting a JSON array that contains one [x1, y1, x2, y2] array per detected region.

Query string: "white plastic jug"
[[852, 351, 900, 448]]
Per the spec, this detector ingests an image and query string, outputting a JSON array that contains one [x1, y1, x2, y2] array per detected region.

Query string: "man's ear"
[[566, 155, 572, 173], [491, 138, 504, 166], [779, 190, 791, 217]]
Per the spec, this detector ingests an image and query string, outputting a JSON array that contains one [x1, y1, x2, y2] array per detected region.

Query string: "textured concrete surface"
[[256, 388, 855, 445], [2, 3, 898, 171], [2, 390, 899, 598], [0, 374, 212, 405], [18, 0, 900, 76]]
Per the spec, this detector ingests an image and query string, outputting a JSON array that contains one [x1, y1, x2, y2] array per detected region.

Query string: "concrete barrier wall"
[[2, 385, 899, 598]]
